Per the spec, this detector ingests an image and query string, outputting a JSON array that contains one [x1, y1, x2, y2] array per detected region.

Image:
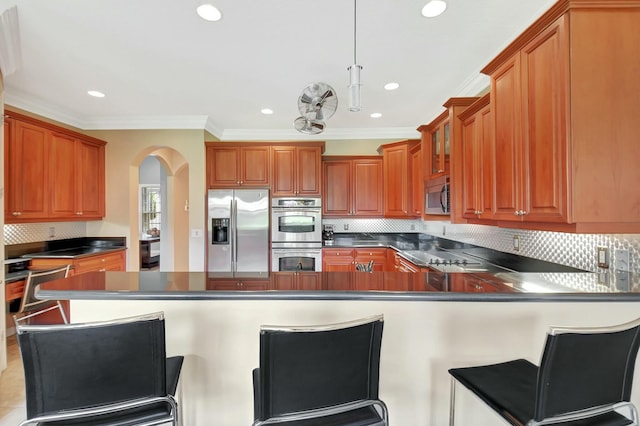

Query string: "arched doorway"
[[130, 147, 189, 271]]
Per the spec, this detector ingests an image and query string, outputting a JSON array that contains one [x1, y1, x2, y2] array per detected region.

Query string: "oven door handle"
[[272, 208, 321, 213]]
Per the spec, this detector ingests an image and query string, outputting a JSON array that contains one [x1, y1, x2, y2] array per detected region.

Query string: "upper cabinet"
[[456, 94, 493, 223], [206, 144, 270, 188], [322, 156, 383, 217], [205, 142, 324, 197], [4, 111, 106, 223], [423, 111, 449, 180], [49, 132, 105, 220], [481, 0, 640, 232], [272, 144, 322, 197], [378, 139, 420, 218], [410, 144, 423, 217]]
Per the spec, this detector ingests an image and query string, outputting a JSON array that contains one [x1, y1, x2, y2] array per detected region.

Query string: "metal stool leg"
[[449, 376, 456, 426]]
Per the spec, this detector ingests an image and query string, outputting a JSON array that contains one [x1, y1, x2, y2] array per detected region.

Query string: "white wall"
[[86, 129, 205, 271], [70, 299, 640, 426]]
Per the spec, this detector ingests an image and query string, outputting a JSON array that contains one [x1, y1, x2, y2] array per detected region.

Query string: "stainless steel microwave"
[[425, 176, 450, 215]]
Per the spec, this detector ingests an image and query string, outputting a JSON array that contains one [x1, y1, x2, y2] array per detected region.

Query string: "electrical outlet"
[[48, 227, 55, 238], [191, 228, 202, 238], [615, 249, 631, 272], [343, 223, 349, 231], [410, 224, 415, 231], [442, 226, 446, 236], [597, 246, 609, 268], [513, 235, 520, 252]]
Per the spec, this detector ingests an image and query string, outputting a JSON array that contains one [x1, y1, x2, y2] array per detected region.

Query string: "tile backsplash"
[[4, 222, 86, 247], [323, 218, 640, 274], [7, 220, 640, 274]]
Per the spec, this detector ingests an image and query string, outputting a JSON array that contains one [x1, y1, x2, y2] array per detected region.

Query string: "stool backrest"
[[256, 314, 384, 420], [18, 265, 70, 314], [534, 318, 640, 422], [17, 312, 168, 418]]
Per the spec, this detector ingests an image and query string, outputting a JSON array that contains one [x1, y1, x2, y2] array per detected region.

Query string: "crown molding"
[[220, 127, 420, 141]]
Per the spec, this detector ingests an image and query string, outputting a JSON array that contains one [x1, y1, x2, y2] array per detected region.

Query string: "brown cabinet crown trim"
[[5, 110, 106, 147], [481, 0, 640, 75], [205, 141, 326, 152]]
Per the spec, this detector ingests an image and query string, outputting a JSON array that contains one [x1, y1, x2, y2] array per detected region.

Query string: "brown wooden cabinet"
[[272, 272, 322, 290], [49, 132, 105, 220], [272, 144, 322, 196], [4, 117, 49, 221], [457, 94, 494, 222], [322, 156, 383, 217], [4, 111, 106, 223], [207, 279, 270, 291], [410, 144, 423, 216], [378, 139, 420, 218], [420, 97, 478, 221], [354, 248, 387, 272], [322, 248, 355, 271], [29, 249, 126, 275], [487, 19, 567, 224], [481, 1, 640, 232], [206, 144, 270, 188]]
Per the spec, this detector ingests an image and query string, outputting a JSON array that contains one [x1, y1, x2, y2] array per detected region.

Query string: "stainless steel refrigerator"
[[207, 189, 270, 273]]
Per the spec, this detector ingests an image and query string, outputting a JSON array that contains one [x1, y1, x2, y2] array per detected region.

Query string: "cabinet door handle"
[[76, 211, 83, 215], [12, 211, 21, 216]]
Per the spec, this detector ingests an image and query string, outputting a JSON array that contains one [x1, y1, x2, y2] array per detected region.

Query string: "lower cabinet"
[[207, 279, 269, 291], [5, 280, 25, 302], [29, 249, 126, 275], [322, 248, 355, 271], [272, 272, 322, 290]]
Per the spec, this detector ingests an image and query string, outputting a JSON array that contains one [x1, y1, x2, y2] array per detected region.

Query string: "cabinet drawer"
[[74, 251, 125, 274], [323, 248, 354, 257], [5, 280, 25, 301], [353, 248, 386, 258]]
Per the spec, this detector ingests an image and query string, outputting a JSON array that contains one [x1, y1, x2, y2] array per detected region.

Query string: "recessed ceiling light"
[[370, 113, 382, 118], [87, 90, 105, 98], [261, 108, 274, 115], [197, 4, 222, 22], [384, 82, 399, 91], [422, 0, 447, 18]]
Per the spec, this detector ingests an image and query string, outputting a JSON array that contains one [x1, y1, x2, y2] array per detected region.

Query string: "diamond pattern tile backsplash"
[[324, 218, 640, 274], [4, 222, 86, 246]]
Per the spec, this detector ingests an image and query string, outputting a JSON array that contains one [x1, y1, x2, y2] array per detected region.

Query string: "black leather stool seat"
[[265, 405, 384, 426], [449, 359, 634, 426]]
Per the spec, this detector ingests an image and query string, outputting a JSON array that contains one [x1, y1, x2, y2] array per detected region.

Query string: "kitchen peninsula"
[[38, 271, 640, 426]]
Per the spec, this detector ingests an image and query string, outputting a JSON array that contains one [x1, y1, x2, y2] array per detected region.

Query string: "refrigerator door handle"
[[232, 198, 239, 272], [230, 198, 235, 271]]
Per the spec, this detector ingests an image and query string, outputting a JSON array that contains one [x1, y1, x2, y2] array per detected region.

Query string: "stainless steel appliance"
[[271, 197, 322, 244], [207, 189, 269, 273], [271, 246, 323, 272], [271, 197, 322, 271], [425, 175, 450, 215]]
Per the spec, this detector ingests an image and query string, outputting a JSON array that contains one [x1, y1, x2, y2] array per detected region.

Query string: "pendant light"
[[348, 0, 362, 112]]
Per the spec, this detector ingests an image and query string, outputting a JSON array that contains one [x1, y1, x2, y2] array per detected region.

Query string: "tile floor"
[[0, 335, 27, 425]]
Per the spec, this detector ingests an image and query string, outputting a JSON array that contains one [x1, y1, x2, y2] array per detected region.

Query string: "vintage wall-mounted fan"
[[294, 82, 338, 134]]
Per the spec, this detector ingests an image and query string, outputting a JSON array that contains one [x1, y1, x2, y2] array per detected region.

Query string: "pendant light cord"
[[353, 0, 357, 64]]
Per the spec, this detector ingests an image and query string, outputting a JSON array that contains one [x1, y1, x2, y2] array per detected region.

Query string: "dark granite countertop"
[[36, 270, 640, 302], [4, 237, 127, 283], [324, 233, 585, 274]]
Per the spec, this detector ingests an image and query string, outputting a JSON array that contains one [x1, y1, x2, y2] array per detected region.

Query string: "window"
[[140, 185, 161, 236]]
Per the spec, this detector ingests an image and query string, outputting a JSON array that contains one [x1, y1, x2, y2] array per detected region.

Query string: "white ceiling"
[[0, 0, 557, 141]]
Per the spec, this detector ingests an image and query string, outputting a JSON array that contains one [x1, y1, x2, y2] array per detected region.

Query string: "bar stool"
[[448, 317, 640, 426], [16, 311, 184, 426], [252, 314, 388, 425]]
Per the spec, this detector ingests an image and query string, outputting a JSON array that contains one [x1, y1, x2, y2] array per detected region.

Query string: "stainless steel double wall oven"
[[271, 197, 323, 271]]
